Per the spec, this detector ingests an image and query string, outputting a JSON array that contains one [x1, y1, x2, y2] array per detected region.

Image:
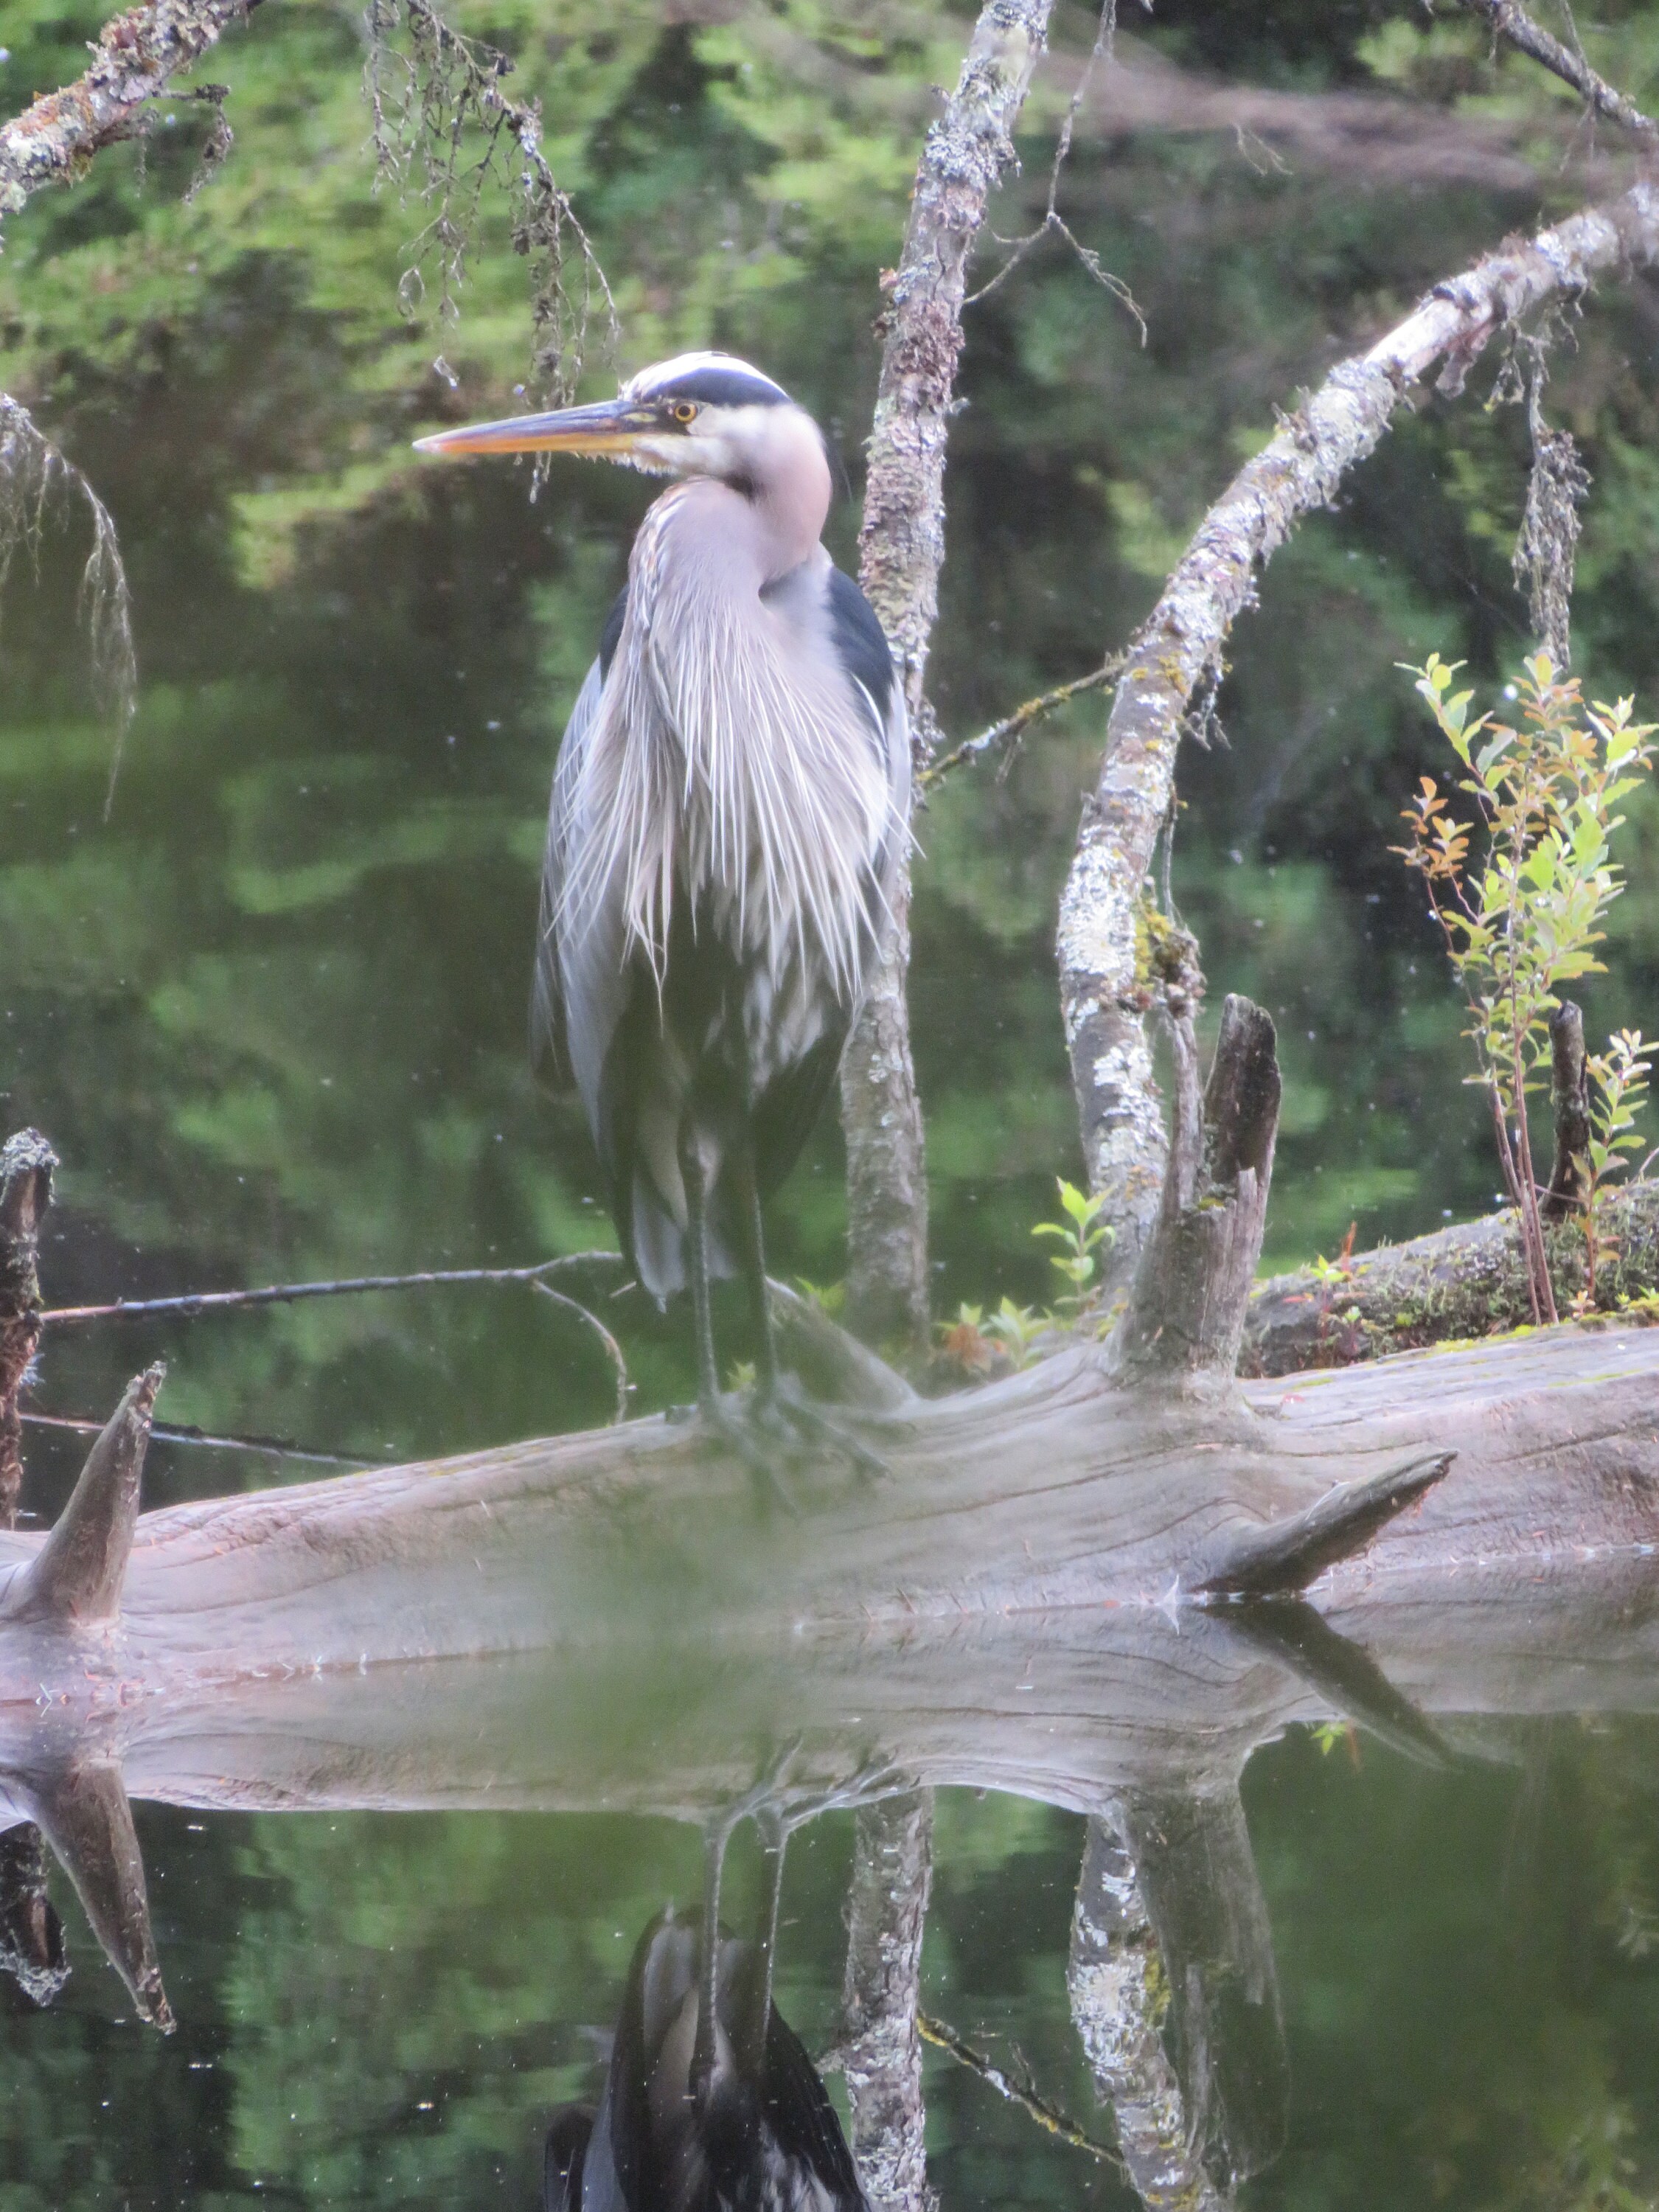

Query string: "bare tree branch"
[[916, 2011, 1122, 2168], [1057, 177, 1659, 1287], [0, 0, 263, 227], [1460, 0, 1659, 145], [921, 656, 1125, 788], [841, 0, 1055, 1352]]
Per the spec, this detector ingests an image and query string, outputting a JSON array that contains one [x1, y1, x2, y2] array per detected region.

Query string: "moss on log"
[[1242, 1180, 1659, 1377]]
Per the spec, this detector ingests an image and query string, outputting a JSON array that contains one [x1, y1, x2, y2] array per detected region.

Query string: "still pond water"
[[4, 0, 1659, 2204]]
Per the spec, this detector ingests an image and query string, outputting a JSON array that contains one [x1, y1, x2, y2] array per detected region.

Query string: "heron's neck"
[[731, 406, 832, 579]]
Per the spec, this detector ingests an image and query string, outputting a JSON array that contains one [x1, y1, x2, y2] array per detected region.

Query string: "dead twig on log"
[[841, 0, 1054, 1353], [1458, 0, 1659, 146], [1057, 177, 1659, 1291]]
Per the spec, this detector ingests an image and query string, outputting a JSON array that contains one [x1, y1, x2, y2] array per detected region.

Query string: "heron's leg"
[[737, 1808, 788, 2075], [692, 1814, 734, 2100], [731, 1143, 780, 1403], [679, 1141, 721, 1412]]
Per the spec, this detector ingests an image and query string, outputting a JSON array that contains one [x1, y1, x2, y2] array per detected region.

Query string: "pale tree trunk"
[[1056, 177, 1659, 1287], [838, 1792, 938, 2212], [842, 0, 1055, 1352]]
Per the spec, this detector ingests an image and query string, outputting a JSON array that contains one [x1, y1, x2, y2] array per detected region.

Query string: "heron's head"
[[413, 352, 821, 490]]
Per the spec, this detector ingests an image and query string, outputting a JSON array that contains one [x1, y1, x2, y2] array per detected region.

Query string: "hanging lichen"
[[0, 395, 137, 816], [364, 0, 617, 402], [1508, 335, 1590, 670]]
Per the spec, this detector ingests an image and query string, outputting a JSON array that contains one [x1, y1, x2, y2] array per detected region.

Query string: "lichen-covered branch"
[[1459, 0, 1659, 145], [841, 0, 1054, 1351], [838, 1792, 937, 2212], [1068, 1819, 1228, 2211], [0, 0, 261, 226], [1057, 178, 1659, 1286]]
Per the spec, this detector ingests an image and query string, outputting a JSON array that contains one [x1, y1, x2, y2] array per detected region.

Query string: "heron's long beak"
[[412, 397, 657, 459]]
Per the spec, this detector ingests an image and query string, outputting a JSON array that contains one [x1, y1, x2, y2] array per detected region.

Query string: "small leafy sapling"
[[1397, 652, 1657, 1325], [1032, 1178, 1114, 1313], [1579, 1029, 1652, 1309]]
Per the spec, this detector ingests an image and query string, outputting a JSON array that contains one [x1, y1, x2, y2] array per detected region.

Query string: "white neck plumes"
[[557, 478, 897, 1007]]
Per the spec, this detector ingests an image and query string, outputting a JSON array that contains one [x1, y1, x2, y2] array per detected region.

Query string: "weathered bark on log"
[[1057, 176, 1659, 1287], [1242, 1178, 1659, 1377], [1544, 1000, 1592, 1222], [0, 0, 262, 226], [842, 0, 1054, 1352], [838, 1792, 937, 2212]]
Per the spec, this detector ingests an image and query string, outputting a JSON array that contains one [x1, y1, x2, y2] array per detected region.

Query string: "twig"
[[365, 0, 616, 400], [41, 1252, 622, 1324], [917, 2011, 1122, 2168], [921, 655, 1125, 788], [965, 0, 1144, 338], [21, 1409, 376, 1470], [1459, 0, 1659, 145], [44, 1251, 633, 1426], [532, 1278, 629, 1424]]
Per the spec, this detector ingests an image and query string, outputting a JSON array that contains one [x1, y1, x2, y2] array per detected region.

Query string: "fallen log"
[[1243, 1178, 1659, 1377]]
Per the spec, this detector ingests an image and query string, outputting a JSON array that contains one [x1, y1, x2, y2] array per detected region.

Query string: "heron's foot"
[[691, 1394, 804, 1514], [756, 1377, 888, 1484]]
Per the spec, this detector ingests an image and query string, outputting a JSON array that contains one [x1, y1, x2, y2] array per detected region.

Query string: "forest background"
[[7, 5, 1659, 2208]]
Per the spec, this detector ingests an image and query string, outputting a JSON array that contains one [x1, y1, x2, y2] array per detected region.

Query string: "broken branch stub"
[[1544, 999, 1592, 1222], [1110, 996, 1279, 1385], [0, 1129, 57, 1526], [0, 1365, 161, 1627]]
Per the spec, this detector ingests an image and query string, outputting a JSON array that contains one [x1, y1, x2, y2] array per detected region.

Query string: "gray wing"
[[531, 653, 606, 1079]]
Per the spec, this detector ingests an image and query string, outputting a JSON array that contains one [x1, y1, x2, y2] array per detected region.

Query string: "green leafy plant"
[[933, 1297, 1046, 1378], [1579, 1029, 1652, 1307], [1032, 1178, 1114, 1313], [1397, 652, 1658, 1324]]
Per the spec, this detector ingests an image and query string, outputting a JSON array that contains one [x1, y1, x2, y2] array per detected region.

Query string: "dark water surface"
[[6, 0, 1659, 2202]]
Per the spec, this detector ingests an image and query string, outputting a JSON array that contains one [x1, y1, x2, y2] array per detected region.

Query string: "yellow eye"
[[672, 401, 698, 424]]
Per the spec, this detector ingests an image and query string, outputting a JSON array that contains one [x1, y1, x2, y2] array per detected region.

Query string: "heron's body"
[[419, 352, 906, 1414], [544, 1909, 867, 2212]]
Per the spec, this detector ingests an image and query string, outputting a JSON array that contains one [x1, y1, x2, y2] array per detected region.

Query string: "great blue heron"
[[416, 355, 907, 1453], [541, 1812, 869, 2212]]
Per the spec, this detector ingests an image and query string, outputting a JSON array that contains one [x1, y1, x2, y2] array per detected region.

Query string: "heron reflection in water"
[[543, 1809, 868, 2212], [416, 356, 907, 1461]]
